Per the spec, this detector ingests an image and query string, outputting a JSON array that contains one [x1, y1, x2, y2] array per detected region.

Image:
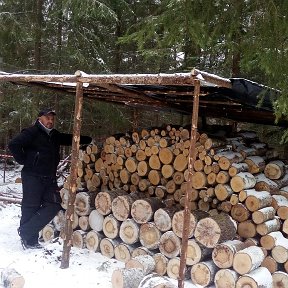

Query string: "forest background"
[[0, 0, 288, 154]]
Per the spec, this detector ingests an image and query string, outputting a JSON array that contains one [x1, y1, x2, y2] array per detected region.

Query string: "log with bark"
[[158, 230, 181, 259], [190, 260, 218, 287], [194, 213, 237, 248], [138, 273, 177, 288], [232, 246, 265, 275], [125, 255, 155, 274], [131, 197, 165, 224], [272, 271, 288, 288], [212, 239, 255, 269], [214, 268, 238, 288], [111, 268, 145, 288], [1, 268, 25, 288], [119, 218, 140, 245], [235, 267, 272, 288]]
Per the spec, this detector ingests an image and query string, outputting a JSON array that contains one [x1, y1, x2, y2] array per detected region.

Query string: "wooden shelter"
[[0, 69, 284, 288]]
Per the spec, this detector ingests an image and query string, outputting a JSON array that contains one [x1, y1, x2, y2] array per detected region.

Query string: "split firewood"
[[233, 246, 265, 275], [190, 260, 218, 287], [235, 267, 272, 288], [1, 268, 25, 288], [111, 268, 145, 288]]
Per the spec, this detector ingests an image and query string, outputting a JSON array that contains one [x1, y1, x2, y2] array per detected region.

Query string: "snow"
[[0, 166, 198, 288]]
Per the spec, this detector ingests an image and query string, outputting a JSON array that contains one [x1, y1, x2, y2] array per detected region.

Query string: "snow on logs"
[[53, 126, 288, 286]]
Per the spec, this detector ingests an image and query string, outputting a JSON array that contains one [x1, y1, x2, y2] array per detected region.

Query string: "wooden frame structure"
[[0, 69, 282, 287]]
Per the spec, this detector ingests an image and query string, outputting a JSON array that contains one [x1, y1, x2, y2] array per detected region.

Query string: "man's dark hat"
[[38, 108, 56, 117]]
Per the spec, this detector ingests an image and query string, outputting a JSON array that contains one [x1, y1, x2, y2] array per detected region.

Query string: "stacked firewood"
[[41, 125, 288, 287]]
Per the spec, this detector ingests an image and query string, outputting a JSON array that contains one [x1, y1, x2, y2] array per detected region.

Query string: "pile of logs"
[[42, 125, 288, 287]]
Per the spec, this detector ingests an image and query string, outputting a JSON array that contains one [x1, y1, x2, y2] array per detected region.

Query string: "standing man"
[[8, 108, 92, 249]]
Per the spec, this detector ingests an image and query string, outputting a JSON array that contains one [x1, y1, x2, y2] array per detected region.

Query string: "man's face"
[[39, 114, 55, 129]]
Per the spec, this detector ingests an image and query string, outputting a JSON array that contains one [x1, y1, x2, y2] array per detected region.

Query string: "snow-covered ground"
[[0, 166, 197, 288]]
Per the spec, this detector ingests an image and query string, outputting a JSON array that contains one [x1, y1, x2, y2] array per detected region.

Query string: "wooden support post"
[[178, 79, 200, 288], [60, 71, 84, 269]]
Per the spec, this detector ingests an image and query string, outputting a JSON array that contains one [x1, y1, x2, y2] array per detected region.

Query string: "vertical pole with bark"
[[178, 79, 200, 288], [60, 72, 84, 269]]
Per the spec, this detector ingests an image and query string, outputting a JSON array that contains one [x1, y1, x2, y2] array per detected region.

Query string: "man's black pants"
[[19, 171, 61, 245]]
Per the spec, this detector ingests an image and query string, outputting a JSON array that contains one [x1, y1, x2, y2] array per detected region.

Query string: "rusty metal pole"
[[60, 72, 84, 269], [178, 79, 200, 288]]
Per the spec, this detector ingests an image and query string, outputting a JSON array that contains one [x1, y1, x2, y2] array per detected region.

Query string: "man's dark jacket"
[[8, 120, 91, 177]]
